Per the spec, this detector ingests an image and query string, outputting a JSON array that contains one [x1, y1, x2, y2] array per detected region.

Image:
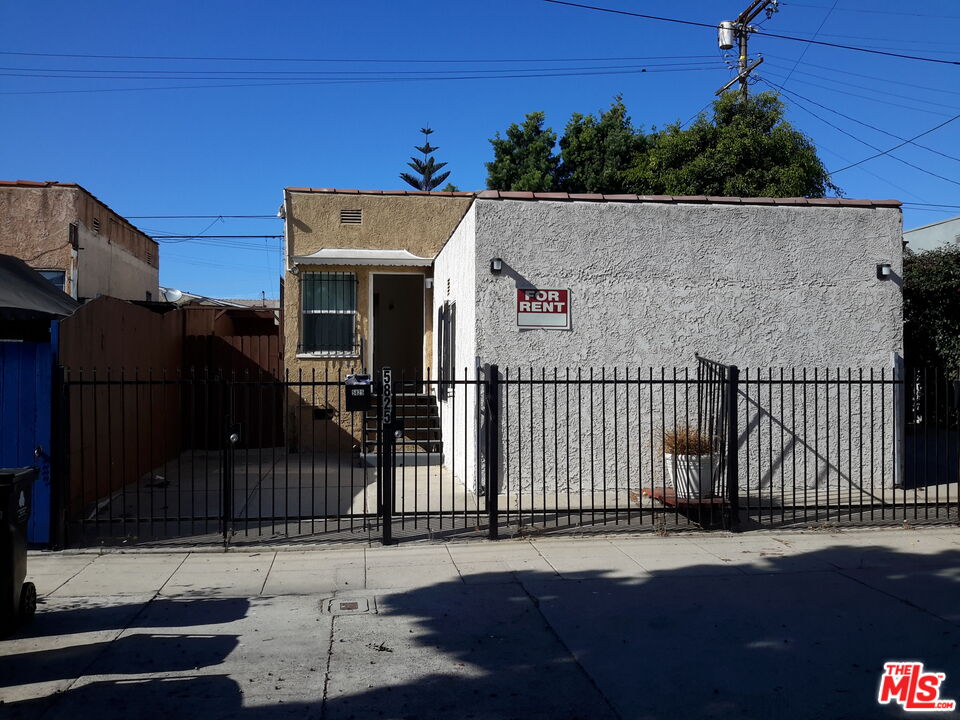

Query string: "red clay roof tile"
[[282, 187, 901, 208]]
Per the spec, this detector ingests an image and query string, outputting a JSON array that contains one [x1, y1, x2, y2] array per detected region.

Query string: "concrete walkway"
[[3, 528, 960, 719]]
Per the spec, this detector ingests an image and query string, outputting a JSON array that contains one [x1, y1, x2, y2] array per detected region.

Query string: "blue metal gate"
[[0, 326, 56, 543]]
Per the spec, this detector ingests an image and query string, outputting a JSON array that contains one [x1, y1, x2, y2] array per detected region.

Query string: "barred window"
[[301, 272, 357, 354]]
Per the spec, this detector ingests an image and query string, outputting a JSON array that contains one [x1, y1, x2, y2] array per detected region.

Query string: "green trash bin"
[[0, 468, 37, 636]]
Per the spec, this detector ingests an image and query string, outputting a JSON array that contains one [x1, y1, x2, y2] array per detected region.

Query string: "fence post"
[[891, 351, 905, 489], [485, 364, 500, 540], [222, 373, 240, 548], [726, 364, 740, 531], [380, 367, 394, 546]]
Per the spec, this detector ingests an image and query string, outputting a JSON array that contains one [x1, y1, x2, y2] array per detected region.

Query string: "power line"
[[760, 78, 960, 188], [0, 58, 719, 76], [763, 55, 960, 100], [1, 65, 726, 96], [763, 79, 960, 165], [779, 0, 838, 87], [152, 234, 283, 239], [0, 60, 724, 82], [903, 202, 960, 210], [128, 214, 278, 219], [541, 0, 960, 66], [778, 2, 960, 20], [0, 50, 724, 64], [828, 113, 960, 175], [761, 69, 959, 116]]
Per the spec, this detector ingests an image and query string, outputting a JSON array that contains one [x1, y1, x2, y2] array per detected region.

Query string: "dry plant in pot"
[[662, 426, 719, 500]]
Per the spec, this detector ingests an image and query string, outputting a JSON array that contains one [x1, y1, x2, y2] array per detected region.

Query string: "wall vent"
[[340, 209, 362, 225], [446, 278, 451, 296], [92, 217, 101, 233], [146, 250, 153, 265]]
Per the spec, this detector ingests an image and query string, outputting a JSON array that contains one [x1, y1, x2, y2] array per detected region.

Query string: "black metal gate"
[[55, 360, 959, 548]]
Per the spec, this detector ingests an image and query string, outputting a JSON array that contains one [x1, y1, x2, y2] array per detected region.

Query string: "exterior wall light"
[[289, 266, 300, 275], [425, 278, 434, 289], [876, 263, 892, 280], [490, 258, 503, 274]]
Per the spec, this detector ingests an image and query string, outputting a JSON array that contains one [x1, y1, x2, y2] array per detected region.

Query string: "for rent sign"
[[517, 289, 570, 329]]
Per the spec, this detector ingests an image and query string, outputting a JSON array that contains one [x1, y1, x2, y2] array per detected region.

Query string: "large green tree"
[[400, 127, 451, 191], [485, 91, 837, 198], [558, 96, 645, 193], [485, 112, 559, 192], [626, 92, 836, 197]]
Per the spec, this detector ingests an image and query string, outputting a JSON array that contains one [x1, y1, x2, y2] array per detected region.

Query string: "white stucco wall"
[[432, 205, 479, 491], [468, 199, 903, 497], [904, 216, 960, 253]]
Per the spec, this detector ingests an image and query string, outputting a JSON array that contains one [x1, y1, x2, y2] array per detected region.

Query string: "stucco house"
[[281, 188, 903, 483], [903, 215, 960, 253], [0, 180, 159, 301]]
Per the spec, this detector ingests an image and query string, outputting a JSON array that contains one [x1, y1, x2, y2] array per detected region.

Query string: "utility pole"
[[715, 0, 778, 99]]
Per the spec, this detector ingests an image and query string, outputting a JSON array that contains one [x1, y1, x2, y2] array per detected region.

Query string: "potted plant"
[[663, 426, 719, 500]]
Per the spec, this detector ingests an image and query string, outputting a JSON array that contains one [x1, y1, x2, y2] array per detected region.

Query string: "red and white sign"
[[517, 289, 570, 330], [878, 662, 956, 712]]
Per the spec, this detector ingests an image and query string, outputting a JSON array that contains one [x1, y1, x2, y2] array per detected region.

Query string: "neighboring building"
[[281, 188, 903, 468], [0, 180, 159, 301], [903, 215, 960, 253]]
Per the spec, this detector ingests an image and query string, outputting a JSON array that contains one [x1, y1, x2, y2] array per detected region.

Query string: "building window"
[[438, 301, 456, 399], [37, 269, 66, 293], [301, 272, 357, 354]]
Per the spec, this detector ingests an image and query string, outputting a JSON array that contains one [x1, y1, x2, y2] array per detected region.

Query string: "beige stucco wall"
[[282, 190, 471, 378], [0, 186, 78, 295], [0, 184, 159, 300], [285, 190, 473, 260], [281, 191, 471, 450]]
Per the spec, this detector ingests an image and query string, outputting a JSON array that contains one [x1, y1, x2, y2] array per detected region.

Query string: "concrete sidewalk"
[[3, 528, 960, 719]]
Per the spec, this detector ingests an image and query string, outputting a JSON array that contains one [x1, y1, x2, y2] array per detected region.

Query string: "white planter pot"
[[665, 453, 718, 500]]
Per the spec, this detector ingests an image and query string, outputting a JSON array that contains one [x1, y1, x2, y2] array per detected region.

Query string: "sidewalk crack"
[[836, 568, 960, 629], [259, 552, 278, 596], [516, 576, 623, 720]]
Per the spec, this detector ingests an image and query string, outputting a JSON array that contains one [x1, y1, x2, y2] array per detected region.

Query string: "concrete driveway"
[[2, 528, 959, 719]]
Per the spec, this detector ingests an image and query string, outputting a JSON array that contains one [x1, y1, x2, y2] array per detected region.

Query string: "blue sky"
[[2, 1, 958, 299]]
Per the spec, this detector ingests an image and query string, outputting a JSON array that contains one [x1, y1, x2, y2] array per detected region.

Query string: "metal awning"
[[291, 248, 433, 267], [0, 254, 79, 322]]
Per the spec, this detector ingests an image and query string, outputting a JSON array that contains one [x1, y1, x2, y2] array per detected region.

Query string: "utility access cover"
[[320, 597, 377, 615]]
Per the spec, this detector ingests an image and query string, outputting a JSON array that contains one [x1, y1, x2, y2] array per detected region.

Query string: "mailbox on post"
[[344, 373, 372, 411]]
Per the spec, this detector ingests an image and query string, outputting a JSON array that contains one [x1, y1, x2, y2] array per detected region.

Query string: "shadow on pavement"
[[12, 596, 250, 639], [2, 543, 959, 719]]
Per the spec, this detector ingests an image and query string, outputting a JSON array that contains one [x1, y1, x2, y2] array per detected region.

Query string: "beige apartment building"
[[0, 180, 159, 301]]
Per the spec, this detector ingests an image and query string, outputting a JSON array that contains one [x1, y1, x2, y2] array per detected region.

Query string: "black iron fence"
[[53, 359, 959, 547]]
